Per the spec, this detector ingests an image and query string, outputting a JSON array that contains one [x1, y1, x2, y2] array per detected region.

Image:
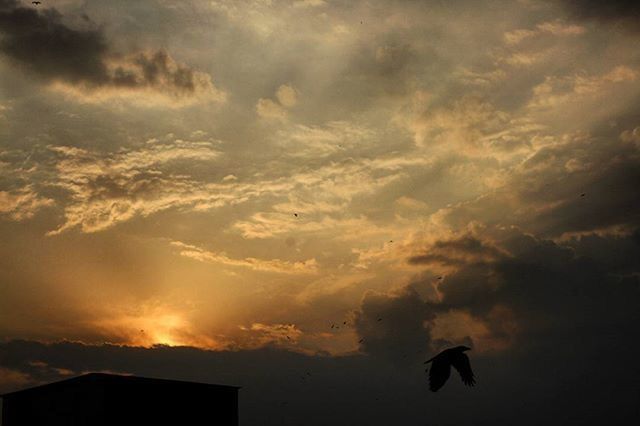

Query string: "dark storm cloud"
[[0, 0, 110, 84], [413, 230, 640, 366], [352, 286, 434, 362], [560, 0, 640, 26], [0, 0, 215, 96], [350, 225, 640, 367]]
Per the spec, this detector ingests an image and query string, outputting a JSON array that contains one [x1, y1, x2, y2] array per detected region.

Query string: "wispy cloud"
[[0, 186, 53, 220], [170, 240, 318, 274]]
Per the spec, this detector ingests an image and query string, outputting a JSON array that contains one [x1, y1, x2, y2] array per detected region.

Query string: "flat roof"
[[1, 373, 240, 398]]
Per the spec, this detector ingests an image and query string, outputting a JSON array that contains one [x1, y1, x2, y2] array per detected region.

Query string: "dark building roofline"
[[1, 372, 240, 398]]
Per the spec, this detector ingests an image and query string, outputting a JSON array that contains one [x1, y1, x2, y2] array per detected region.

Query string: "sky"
[[0, 0, 639, 424]]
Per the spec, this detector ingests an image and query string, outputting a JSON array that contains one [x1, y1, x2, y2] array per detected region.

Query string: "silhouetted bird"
[[424, 346, 475, 392]]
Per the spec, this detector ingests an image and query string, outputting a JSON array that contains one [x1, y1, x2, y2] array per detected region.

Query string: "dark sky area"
[[0, 0, 639, 424]]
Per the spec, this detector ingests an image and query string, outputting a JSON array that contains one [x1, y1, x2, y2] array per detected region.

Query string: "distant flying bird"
[[424, 346, 475, 392]]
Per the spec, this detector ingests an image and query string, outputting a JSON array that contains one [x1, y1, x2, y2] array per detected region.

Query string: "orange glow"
[[90, 305, 221, 349]]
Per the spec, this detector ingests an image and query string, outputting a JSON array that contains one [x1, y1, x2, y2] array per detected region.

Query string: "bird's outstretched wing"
[[428, 357, 451, 392], [451, 352, 475, 387]]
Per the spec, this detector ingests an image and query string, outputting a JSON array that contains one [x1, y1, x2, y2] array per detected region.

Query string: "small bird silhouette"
[[424, 346, 475, 392]]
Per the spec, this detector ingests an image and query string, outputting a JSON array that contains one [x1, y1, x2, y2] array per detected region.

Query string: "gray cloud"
[[352, 286, 434, 363], [427, 230, 640, 349], [559, 0, 640, 27], [0, 0, 220, 100], [408, 236, 506, 266], [0, 0, 110, 85]]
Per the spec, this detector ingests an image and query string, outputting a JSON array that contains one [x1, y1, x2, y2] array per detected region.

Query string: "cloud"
[[256, 83, 298, 120], [408, 236, 507, 267], [0, 0, 109, 84], [353, 286, 435, 363], [293, 0, 327, 8], [559, 0, 640, 30], [0, 0, 224, 105], [275, 84, 298, 108], [170, 240, 318, 274], [237, 323, 303, 348], [0, 366, 32, 393], [503, 20, 585, 45], [529, 65, 637, 109], [256, 98, 288, 120], [7, 129, 408, 236], [424, 230, 639, 344], [274, 120, 374, 158], [0, 186, 53, 220], [46, 139, 226, 234], [350, 224, 640, 363]]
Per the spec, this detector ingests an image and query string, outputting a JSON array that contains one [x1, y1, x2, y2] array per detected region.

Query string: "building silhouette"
[[1, 373, 239, 426]]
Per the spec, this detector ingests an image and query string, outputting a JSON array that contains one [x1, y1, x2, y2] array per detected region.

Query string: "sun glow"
[[91, 305, 220, 349]]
